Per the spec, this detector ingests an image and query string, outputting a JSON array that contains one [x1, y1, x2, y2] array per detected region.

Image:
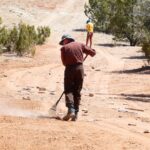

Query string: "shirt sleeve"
[[82, 44, 96, 57]]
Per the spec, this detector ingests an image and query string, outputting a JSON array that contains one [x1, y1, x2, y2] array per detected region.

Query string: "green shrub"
[[0, 26, 9, 46], [0, 17, 2, 25], [142, 41, 150, 64], [37, 26, 51, 45], [16, 23, 30, 56], [0, 45, 3, 54], [0, 18, 51, 56]]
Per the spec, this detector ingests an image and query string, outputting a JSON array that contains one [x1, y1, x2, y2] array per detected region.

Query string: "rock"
[[0, 74, 7, 78], [50, 92, 55, 95], [82, 108, 88, 113], [89, 93, 94, 97], [3, 75, 7, 77], [84, 110, 88, 113], [91, 66, 95, 69], [23, 87, 31, 91], [118, 108, 128, 113], [143, 130, 149, 133], [95, 69, 101, 72], [22, 96, 31, 100], [38, 91, 45, 94], [37, 86, 46, 91], [128, 123, 136, 126]]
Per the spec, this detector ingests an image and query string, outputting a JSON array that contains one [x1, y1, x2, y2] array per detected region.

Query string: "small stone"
[[38, 91, 45, 94], [3, 75, 7, 77], [89, 93, 94, 97], [50, 92, 55, 95], [91, 66, 95, 69], [128, 123, 136, 126], [37, 87, 46, 91], [84, 110, 88, 113], [22, 96, 31, 100], [95, 69, 101, 72], [82, 108, 88, 113], [118, 108, 128, 113], [23, 87, 31, 91], [143, 130, 149, 133]]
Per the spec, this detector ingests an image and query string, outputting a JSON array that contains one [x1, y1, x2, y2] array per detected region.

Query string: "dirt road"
[[0, 0, 150, 149]]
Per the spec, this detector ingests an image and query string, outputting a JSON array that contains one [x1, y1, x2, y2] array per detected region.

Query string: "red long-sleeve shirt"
[[61, 42, 96, 66]]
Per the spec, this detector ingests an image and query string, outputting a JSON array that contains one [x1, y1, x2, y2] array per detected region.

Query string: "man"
[[86, 19, 94, 48], [59, 34, 96, 121]]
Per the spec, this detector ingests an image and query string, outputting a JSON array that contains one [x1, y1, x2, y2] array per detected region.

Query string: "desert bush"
[[6, 26, 19, 52], [37, 26, 51, 45], [0, 18, 1, 23], [0, 18, 10, 51], [0, 45, 3, 54], [16, 23, 31, 56], [0, 19, 51, 56], [142, 42, 150, 65], [142, 38, 150, 65], [0, 26, 9, 47]]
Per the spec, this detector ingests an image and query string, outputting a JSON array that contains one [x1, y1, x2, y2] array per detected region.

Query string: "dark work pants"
[[64, 64, 84, 114]]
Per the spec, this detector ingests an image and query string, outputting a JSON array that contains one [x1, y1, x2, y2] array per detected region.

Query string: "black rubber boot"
[[71, 112, 78, 121], [63, 108, 75, 121]]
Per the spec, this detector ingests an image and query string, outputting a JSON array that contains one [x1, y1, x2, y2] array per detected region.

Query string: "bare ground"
[[0, 0, 150, 150]]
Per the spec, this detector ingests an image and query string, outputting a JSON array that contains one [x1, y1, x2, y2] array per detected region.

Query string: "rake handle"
[[84, 54, 88, 61], [55, 91, 64, 106]]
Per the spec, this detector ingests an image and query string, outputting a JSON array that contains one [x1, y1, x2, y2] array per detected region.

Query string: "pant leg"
[[64, 67, 75, 113], [73, 65, 84, 113]]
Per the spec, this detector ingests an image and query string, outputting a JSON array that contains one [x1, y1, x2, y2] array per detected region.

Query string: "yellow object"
[[86, 22, 94, 33]]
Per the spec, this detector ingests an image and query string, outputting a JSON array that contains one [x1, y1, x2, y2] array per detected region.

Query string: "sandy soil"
[[0, 0, 150, 150]]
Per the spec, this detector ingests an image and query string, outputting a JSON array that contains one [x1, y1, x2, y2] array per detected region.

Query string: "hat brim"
[[59, 38, 75, 45]]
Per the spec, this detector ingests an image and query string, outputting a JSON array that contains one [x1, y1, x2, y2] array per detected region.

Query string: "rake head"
[[48, 104, 57, 116], [48, 92, 64, 116]]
